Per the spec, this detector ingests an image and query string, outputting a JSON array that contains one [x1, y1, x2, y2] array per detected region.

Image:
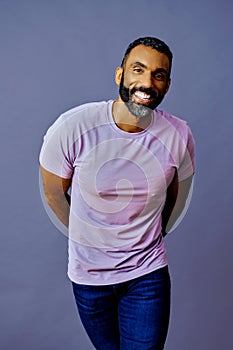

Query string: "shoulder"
[[155, 108, 189, 129], [44, 100, 111, 137], [155, 108, 194, 141], [60, 100, 111, 122]]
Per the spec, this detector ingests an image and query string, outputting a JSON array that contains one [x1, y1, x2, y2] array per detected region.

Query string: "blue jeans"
[[72, 266, 171, 350]]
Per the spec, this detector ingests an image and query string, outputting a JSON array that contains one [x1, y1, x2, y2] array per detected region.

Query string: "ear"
[[165, 78, 171, 94], [115, 67, 123, 86]]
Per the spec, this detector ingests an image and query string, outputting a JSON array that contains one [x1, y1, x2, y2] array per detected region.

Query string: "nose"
[[139, 72, 153, 88]]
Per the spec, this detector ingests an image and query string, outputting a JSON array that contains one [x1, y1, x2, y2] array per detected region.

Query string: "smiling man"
[[40, 37, 195, 350], [117, 42, 170, 121]]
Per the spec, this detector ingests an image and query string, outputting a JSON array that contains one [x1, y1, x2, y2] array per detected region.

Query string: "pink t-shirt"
[[39, 100, 195, 285]]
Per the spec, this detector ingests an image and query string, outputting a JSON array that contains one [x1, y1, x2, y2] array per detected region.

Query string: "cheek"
[[122, 72, 136, 86], [164, 80, 170, 93], [155, 82, 169, 94]]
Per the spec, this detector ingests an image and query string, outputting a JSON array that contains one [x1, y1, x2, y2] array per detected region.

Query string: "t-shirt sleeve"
[[177, 126, 195, 181], [39, 114, 75, 179]]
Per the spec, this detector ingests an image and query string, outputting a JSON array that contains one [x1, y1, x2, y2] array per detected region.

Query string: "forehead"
[[125, 44, 170, 71]]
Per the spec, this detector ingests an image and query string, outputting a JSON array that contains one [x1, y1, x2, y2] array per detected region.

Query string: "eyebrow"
[[130, 61, 147, 68], [130, 61, 169, 75]]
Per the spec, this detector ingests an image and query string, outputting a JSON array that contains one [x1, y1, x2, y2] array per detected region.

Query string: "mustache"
[[130, 86, 158, 99]]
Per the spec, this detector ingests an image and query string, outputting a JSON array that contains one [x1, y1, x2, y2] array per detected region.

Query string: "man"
[[39, 37, 195, 349]]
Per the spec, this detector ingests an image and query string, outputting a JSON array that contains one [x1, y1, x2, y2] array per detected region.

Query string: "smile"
[[132, 91, 153, 104], [134, 91, 151, 100]]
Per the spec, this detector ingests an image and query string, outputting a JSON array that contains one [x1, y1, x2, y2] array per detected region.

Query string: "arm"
[[40, 166, 72, 228], [162, 170, 193, 236]]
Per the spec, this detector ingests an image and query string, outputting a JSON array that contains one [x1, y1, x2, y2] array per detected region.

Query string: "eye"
[[133, 67, 143, 73], [154, 72, 167, 81]]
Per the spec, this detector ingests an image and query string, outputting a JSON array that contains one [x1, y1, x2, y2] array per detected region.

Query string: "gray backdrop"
[[1, 0, 232, 349]]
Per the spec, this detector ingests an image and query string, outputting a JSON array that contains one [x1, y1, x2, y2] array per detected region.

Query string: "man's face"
[[117, 45, 171, 118]]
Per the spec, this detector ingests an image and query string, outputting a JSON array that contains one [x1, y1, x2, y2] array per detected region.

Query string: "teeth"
[[134, 91, 150, 100]]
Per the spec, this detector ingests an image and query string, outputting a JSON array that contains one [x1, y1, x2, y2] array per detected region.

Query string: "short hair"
[[121, 36, 173, 75]]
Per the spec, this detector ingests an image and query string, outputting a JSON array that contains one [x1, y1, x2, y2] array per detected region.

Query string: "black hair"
[[121, 36, 173, 75]]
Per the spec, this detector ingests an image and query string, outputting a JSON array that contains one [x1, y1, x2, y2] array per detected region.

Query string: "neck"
[[112, 98, 152, 133]]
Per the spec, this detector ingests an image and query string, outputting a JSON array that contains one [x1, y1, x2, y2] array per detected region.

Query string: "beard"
[[119, 73, 166, 118]]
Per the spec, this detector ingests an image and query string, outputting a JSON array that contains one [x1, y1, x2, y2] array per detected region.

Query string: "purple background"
[[1, 0, 232, 349]]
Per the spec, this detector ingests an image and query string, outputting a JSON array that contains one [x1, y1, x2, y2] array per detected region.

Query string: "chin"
[[126, 101, 153, 118]]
